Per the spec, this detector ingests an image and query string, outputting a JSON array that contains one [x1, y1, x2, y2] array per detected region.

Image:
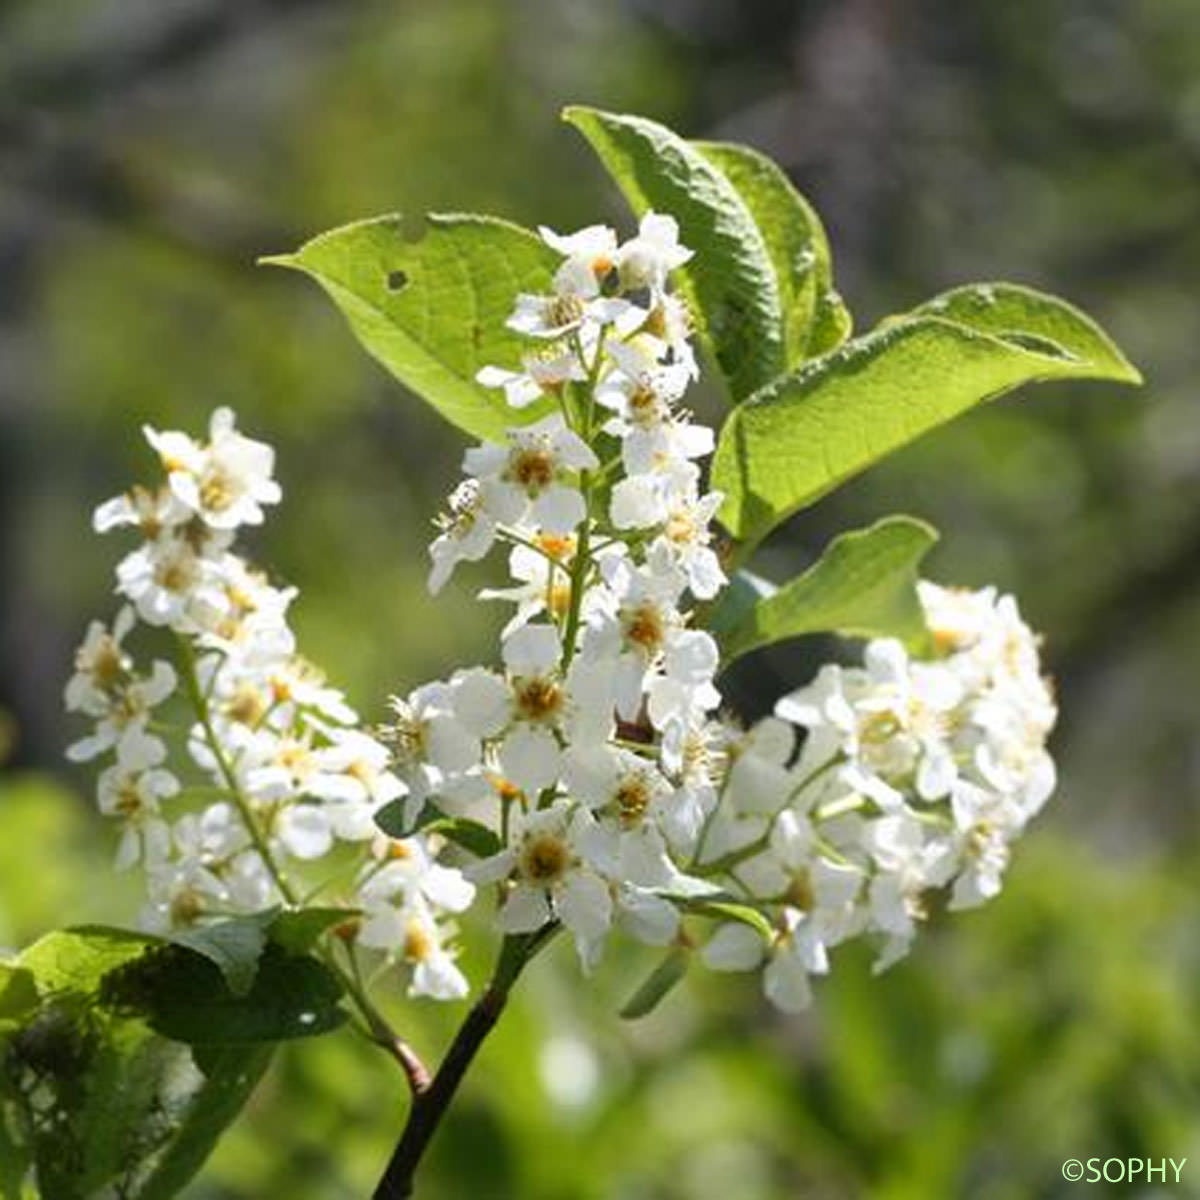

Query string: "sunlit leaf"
[[713, 292, 1142, 544], [264, 213, 559, 442]]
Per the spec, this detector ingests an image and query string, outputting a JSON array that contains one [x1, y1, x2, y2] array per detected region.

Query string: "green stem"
[[175, 634, 430, 1093], [175, 635, 298, 906]]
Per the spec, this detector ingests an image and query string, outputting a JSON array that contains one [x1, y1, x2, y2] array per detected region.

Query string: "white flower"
[[359, 891, 469, 1001], [471, 802, 613, 963], [428, 479, 500, 595], [115, 533, 228, 630], [654, 488, 726, 600], [476, 347, 584, 409], [384, 682, 482, 825], [151, 407, 281, 530], [464, 415, 599, 534], [93, 483, 189, 537], [453, 623, 615, 795], [538, 223, 618, 280], [96, 763, 177, 870], [66, 660, 177, 764], [64, 607, 136, 716], [617, 212, 693, 292]]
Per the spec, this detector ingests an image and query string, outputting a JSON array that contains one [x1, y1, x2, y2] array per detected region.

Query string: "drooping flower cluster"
[[696, 582, 1057, 1010], [68, 212, 1060, 1015], [66, 409, 475, 999]]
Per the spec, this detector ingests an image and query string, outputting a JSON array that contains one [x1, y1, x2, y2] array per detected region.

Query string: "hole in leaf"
[[386, 270, 409, 293]]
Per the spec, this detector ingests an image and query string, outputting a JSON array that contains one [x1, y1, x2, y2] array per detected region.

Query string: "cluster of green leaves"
[[271, 105, 1140, 666], [0, 910, 347, 1199]]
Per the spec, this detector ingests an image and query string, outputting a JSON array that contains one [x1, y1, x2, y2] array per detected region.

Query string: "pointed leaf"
[[619, 947, 690, 1020], [714, 298, 1142, 544], [376, 801, 502, 857], [564, 106, 787, 402], [264, 213, 560, 442], [720, 516, 939, 663], [907, 282, 1141, 382], [693, 140, 850, 361], [165, 909, 279, 998]]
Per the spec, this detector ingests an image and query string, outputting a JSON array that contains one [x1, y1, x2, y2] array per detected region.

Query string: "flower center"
[[88, 638, 125, 689], [403, 918, 435, 963], [623, 601, 666, 655], [514, 675, 563, 723], [784, 871, 815, 913], [537, 533, 576, 562], [200, 469, 236, 512], [521, 833, 570, 883], [548, 294, 584, 329], [226, 682, 266, 726], [509, 446, 556, 494], [615, 775, 651, 827]]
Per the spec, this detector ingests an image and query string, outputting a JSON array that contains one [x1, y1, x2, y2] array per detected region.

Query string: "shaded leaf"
[[0, 966, 37, 1029], [130, 1045, 273, 1200], [376, 802, 502, 858], [116, 945, 345, 1046], [165, 910, 279, 999], [720, 516, 940, 663], [269, 908, 357, 957]]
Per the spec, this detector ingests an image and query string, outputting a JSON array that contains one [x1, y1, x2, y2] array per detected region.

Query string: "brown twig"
[[372, 926, 558, 1199]]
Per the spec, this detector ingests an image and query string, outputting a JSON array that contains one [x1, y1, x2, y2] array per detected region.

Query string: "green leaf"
[[0, 966, 38, 1030], [619, 947, 690, 1020], [678, 897, 774, 943], [701, 567, 777, 647], [269, 908, 357, 957], [2, 924, 340, 1199], [264, 213, 560, 442], [563, 106, 788, 402], [713, 295, 1143, 544], [130, 1045, 273, 1200], [18, 927, 152, 994], [720, 516, 940, 663], [692, 140, 850, 361], [165, 909, 279, 998], [907, 282, 1142, 381], [110, 945, 345, 1046], [376, 801, 502, 858], [422, 817, 503, 859]]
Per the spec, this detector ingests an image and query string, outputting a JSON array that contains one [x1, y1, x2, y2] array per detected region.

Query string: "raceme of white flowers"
[[67, 213, 1058, 1013]]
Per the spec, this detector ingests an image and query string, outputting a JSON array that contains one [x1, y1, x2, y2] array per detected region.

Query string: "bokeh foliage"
[[1, 1, 1197, 1196]]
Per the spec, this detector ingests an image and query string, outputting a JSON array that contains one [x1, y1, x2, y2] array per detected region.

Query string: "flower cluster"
[[695, 582, 1057, 1010], [68, 212, 1060, 1015], [66, 409, 474, 999], [396, 213, 724, 968], [391, 213, 1060, 1004]]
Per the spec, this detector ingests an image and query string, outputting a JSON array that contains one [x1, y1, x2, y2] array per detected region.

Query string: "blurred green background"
[[2, 1, 1198, 1196]]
